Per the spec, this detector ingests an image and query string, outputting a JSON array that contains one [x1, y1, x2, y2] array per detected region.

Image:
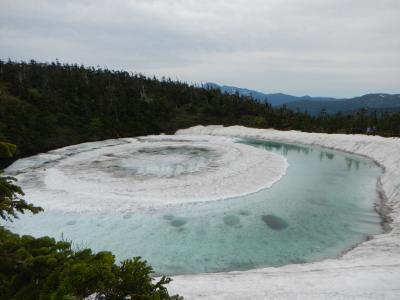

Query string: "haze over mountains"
[[204, 82, 400, 115]]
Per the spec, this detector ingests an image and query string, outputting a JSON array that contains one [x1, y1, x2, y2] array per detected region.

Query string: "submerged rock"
[[170, 217, 187, 227], [261, 215, 288, 230], [223, 215, 241, 226]]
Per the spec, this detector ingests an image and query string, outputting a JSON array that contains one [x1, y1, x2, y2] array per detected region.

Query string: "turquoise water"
[[6, 140, 383, 275]]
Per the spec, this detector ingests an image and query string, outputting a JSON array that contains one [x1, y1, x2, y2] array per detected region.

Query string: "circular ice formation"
[[6, 135, 288, 212]]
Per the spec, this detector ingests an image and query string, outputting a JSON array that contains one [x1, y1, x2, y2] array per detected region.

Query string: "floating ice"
[[5, 135, 287, 213]]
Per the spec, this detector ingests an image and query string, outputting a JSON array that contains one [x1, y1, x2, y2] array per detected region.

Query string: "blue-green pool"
[[6, 140, 383, 275]]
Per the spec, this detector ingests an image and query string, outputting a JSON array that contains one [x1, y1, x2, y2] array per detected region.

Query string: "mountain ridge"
[[204, 82, 400, 115]]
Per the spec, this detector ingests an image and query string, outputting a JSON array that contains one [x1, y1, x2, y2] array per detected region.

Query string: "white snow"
[[168, 125, 400, 300], [5, 135, 287, 213]]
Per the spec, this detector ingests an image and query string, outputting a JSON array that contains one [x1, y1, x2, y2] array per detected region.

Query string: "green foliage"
[[0, 174, 43, 221], [103, 258, 182, 300], [0, 141, 43, 221], [0, 142, 16, 158], [0, 227, 182, 300]]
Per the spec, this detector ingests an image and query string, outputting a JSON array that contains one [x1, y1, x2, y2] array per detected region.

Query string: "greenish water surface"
[[6, 140, 383, 275]]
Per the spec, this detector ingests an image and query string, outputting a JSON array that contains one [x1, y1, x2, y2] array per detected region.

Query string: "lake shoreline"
[[171, 125, 400, 299]]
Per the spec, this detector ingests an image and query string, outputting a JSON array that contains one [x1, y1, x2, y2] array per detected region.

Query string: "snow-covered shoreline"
[[170, 125, 400, 299]]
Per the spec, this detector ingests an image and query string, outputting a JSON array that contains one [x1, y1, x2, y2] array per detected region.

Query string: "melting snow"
[[169, 125, 400, 299]]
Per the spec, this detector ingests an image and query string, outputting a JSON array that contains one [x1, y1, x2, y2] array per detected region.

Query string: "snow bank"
[[5, 135, 287, 213], [170, 125, 400, 299]]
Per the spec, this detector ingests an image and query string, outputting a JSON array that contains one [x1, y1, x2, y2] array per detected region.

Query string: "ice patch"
[[5, 135, 288, 213]]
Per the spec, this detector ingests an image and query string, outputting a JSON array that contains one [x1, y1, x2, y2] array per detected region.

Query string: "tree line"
[[1, 60, 399, 167]]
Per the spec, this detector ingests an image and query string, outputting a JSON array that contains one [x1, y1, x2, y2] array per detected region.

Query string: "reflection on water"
[[320, 151, 334, 160], [346, 157, 361, 170], [244, 139, 365, 171], [7, 139, 383, 276], [244, 140, 312, 156]]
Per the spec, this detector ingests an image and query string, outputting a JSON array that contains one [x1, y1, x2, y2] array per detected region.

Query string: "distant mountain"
[[203, 82, 338, 106], [204, 82, 400, 115], [287, 94, 400, 115], [203, 82, 269, 103]]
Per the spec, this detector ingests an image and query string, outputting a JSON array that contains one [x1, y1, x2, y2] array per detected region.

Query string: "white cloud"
[[0, 0, 399, 97]]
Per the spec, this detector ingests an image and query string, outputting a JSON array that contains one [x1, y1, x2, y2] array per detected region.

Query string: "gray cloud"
[[1, 0, 399, 97]]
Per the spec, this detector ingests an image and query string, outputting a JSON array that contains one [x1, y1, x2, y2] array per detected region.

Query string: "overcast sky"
[[1, 0, 399, 97]]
